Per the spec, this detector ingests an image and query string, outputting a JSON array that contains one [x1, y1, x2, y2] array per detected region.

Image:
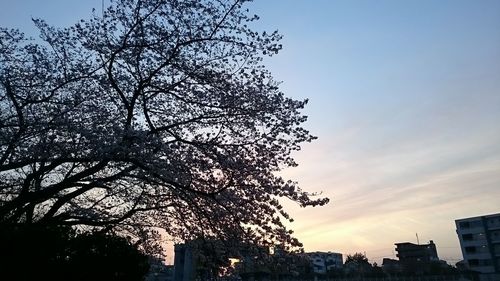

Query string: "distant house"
[[394, 240, 442, 274], [455, 212, 500, 274], [173, 240, 323, 281], [173, 240, 341, 280], [305, 251, 343, 274], [395, 240, 439, 263]]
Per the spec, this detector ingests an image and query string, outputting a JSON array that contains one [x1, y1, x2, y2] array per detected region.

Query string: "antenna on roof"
[[416, 233, 420, 245]]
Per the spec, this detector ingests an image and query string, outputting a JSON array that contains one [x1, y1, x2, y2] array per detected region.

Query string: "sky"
[[1, 0, 499, 264]]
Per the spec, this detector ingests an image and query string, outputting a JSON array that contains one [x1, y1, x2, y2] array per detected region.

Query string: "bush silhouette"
[[0, 225, 149, 281], [66, 233, 149, 281]]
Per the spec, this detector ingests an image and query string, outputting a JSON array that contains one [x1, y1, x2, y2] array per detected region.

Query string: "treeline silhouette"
[[0, 225, 149, 281]]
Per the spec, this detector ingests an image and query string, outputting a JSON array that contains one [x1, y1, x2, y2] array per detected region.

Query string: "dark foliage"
[[0, 225, 149, 281], [345, 252, 370, 265]]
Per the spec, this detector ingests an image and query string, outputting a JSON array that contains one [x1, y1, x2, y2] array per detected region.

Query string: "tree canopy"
[[0, 0, 328, 250], [345, 253, 369, 265]]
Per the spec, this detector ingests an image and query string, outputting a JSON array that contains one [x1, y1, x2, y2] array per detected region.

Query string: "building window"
[[469, 259, 479, 266], [460, 222, 470, 229], [482, 259, 493, 266], [465, 246, 476, 254], [463, 234, 473, 241], [494, 244, 500, 253], [472, 221, 483, 228], [460, 220, 483, 228], [469, 259, 494, 267]]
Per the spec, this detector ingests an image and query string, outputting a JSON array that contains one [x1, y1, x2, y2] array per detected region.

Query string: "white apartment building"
[[455, 213, 500, 274], [306, 251, 343, 274]]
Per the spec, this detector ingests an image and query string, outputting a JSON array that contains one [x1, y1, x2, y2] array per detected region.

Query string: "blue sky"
[[250, 0, 500, 263], [1, 0, 499, 264]]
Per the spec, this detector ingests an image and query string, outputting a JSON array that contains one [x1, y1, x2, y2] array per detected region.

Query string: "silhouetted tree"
[[345, 252, 369, 265], [0, 224, 73, 281], [425, 260, 460, 276], [0, 0, 327, 251], [344, 253, 372, 277], [0, 225, 148, 281], [66, 233, 149, 281], [369, 262, 386, 278]]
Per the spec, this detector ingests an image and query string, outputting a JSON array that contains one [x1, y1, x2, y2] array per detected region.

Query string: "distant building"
[[395, 240, 439, 263], [381, 258, 402, 275], [394, 240, 441, 274], [305, 251, 343, 274], [456, 212, 500, 274], [173, 243, 195, 281], [174, 240, 317, 281]]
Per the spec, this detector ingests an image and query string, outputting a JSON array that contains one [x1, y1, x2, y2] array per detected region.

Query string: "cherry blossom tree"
[[0, 0, 328, 250]]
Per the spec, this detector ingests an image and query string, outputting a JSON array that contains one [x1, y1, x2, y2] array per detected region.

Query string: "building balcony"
[[461, 240, 488, 247], [487, 224, 500, 231], [464, 252, 493, 260], [467, 265, 496, 274], [457, 227, 486, 235]]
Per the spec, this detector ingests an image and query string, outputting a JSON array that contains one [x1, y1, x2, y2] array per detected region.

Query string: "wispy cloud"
[[281, 120, 500, 263]]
